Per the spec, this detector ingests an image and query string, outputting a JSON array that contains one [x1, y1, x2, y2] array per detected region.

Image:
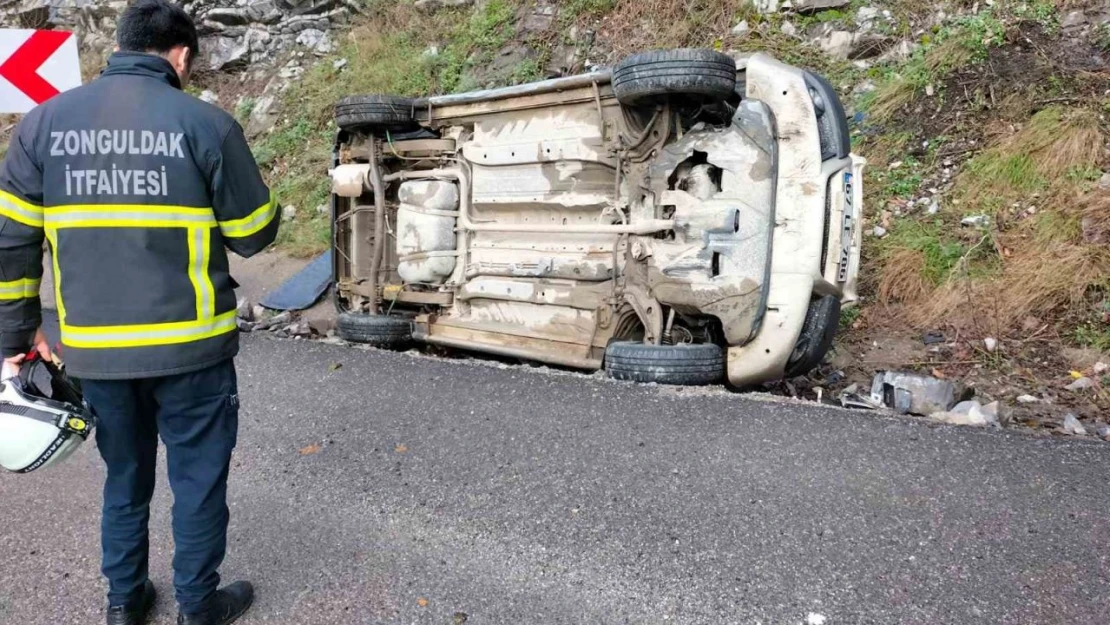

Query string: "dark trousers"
[[80, 359, 239, 614]]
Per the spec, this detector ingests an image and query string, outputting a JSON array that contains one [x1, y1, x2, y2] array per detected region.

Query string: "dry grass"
[[877, 248, 932, 304], [958, 106, 1102, 203], [599, 0, 744, 59], [870, 36, 977, 121]]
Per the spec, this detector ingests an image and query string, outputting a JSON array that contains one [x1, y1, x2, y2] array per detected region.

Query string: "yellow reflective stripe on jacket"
[[45, 204, 224, 348], [188, 226, 215, 319], [219, 193, 276, 238], [0, 189, 44, 227], [0, 278, 40, 300], [45, 204, 216, 229], [60, 311, 237, 349]]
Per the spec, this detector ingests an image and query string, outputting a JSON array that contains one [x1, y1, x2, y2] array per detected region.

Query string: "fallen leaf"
[[395, 444, 408, 453], [417, 598, 428, 607], [298, 443, 321, 456]]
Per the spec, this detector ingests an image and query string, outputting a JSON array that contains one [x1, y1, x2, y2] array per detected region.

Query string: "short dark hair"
[[117, 0, 199, 67]]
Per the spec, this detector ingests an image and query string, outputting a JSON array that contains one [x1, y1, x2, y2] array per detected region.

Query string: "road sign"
[[0, 29, 81, 114]]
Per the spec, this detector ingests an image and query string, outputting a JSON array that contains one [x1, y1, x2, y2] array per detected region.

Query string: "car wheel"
[[605, 341, 725, 386], [612, 49, 737, 106], [336, 312, 412, 348], [784, 295, 841, 378], [335, 95, 417, 132]]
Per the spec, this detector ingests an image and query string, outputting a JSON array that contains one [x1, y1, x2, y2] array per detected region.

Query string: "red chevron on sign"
[[0, 29, 81, 113], [0, 30, 72, 103]]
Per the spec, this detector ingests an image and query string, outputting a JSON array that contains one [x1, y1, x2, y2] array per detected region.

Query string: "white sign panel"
[[0, 29, 82, 114]]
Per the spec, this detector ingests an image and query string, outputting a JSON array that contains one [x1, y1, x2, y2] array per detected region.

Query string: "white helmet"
[[0, 353, 94, 473]]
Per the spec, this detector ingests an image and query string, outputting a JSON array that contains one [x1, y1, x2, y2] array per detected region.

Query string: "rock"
[[308, 317, 337, 336], [781, 21, 798, 37], [203, 7, 250, 26], [817, 30, 856, 60], [1061, 10, 1087, 30], [332, 58, 348, 70], [984, 337, 997, 352], [199, 89, 220, 104], [236, 318, 255, 332], [286, 322, 312, 337], [1099, 172, 1110, 191], [927, 198, 940, 214], [245, 92, 279, 138], [856, 6, 880, 25], [282, 205, 298, 221], [751, 0, 780, 13], [252, 305, 267, 321], [922, 330, 945, 345], [1062, 413, 1087, 436], [872, 226, 888, 238], [295, 28, 332, 54], [202, 35, 249, 70], [1082, 215, 1106, 244], [1065, 377, 1095, 391], [871, 371, 971, 416], [1094, 362, 1109, 375], [731, 20, 751, 37], [849, 34, 893, 60], [1097, 423, 1110, 442], [1016, 394, 1040, 404], [878, 40, 918, 63], [793, 0, 850, 12], [414, 0, 473, 11], [805, 614, 828, 625], [961, 214, 990, 227], [930, 399, 999, 427], [236, 297, 254, 321]]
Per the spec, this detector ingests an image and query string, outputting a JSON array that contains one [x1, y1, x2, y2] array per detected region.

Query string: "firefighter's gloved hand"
[[1, 329, 53, 381]]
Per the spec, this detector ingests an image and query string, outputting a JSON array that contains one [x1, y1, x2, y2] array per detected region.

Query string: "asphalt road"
[[2, 323, 1109, 624]]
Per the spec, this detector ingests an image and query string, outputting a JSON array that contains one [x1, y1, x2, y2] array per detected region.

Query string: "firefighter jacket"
[[0, 52, 279, 379]]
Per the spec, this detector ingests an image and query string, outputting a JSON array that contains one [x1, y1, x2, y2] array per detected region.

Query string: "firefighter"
[[0, 1, 279, 623]]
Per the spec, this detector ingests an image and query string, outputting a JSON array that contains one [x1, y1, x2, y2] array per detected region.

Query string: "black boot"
[[176, 581, 254, 625], [106, 580, 157, 625]]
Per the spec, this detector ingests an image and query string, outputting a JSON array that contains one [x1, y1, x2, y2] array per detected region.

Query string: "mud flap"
[[784, 295, 840, 378]]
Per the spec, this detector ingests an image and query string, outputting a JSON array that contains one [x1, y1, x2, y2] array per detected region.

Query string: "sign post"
[[0, 29, 81, 114]]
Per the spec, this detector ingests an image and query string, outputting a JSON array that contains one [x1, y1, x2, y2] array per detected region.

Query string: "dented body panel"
[[331, 52, 865, 386]]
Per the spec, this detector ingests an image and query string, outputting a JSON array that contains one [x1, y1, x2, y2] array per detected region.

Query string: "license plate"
[[837, 172, 854, 283]]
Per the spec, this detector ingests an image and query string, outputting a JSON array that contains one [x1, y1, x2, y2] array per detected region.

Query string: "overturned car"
[[328, 49, 864, 386]]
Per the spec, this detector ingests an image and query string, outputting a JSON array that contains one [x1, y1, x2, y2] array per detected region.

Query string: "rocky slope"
[[2, 0, 1107, 431]]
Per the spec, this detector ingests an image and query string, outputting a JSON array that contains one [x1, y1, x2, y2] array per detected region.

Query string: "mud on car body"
[[328, 49, 864, 386]]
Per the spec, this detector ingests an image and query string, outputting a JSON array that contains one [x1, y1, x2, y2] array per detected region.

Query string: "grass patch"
[[1075, 321, 1110, 352], [868, 12, 1005, 121], [956, 106, 1102, 208]]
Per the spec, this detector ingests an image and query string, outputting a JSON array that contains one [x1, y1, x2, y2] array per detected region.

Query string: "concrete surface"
[[1, 316, 1109, 624]]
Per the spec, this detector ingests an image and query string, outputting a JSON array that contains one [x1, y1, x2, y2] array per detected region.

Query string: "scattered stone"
[[751, 0, 781, 13], [926, 198, 940, 214], [316, 203, 329, 215], [780, 21, 798, 37], [286, 322, 312, 337], [805, 614, 828, 625], [922, 330, 946, 345], [1062, 413, 1087, 436], [925, 84, 935, 97], [818, 30, 856, 60], [984, 337, 997, 352], [1016, 394, 1040, 404], [878, 39, 917, 63], [961, 214, 990, 227], [1094, 362, 1108, 375], [202, 35, 249, 71], [872, 226, 888, 238], [199, 90, 220, 104], [856, 6, 879, 25], [1061, 10, 1088, 31], [252, 304, 267, 321], [871, 371, 970, 416], [930, 400, 999, 427], [1065, 377, 1095, 391], [332, 58, 348, 70], [236, 318, 255, 332], [282, 205, 298, 221], [1097, 423, 1110, 442], [1098, 172, 1110, 191], [731, 20, 751, 37], [793, 0, 850, 12], [236, 297, 254, 322]]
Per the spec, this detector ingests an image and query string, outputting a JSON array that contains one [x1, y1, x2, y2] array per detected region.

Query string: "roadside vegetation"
[[0, 0, 1105, 413]]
